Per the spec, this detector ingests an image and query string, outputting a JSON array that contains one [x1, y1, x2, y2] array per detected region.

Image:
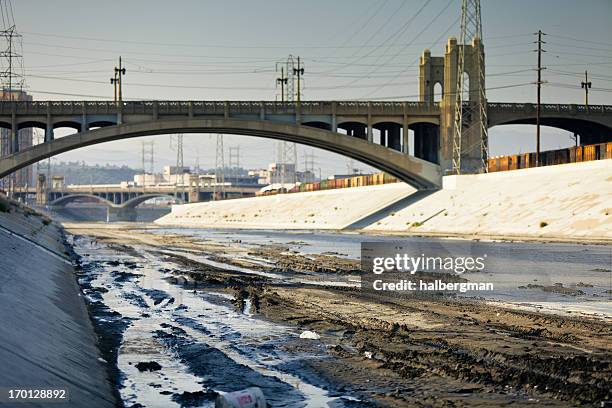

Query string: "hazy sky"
[[11, 0, 612, 175]]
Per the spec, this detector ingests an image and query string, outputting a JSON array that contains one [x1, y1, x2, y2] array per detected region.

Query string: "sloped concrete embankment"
[[363, 159, 612, 241], [0, 197, 117, 408], [156, 182, 418, 229], [156, 160, 611, 242]]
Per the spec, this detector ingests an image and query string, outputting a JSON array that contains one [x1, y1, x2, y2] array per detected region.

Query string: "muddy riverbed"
[[66, 223, 612, 407]]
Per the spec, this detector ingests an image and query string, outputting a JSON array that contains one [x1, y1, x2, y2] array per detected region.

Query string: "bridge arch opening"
[[373, 122, 402, 152], [410, 122, 439, 164], [337, 121, 367, 140], [461, 72, 470, 101], [49, 193, 115, 208], [489, 117, 612, 150], [302, 121, 331, 131], [488, 124, 582, 156], [17, 121, 46, 131], [52, 122, 82, 141], [89, 120, 117, 129], [433, 82, 443, 103]]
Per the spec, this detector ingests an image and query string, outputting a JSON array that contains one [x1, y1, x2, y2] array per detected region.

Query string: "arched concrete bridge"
[[49, 192, 183, 209], [0, 100, 610, 189]]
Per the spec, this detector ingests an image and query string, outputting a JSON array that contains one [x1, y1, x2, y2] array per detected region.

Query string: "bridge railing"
[[488, 102, 611, 114], [0, 100, 440, 116], [1, 100, 608, 117]]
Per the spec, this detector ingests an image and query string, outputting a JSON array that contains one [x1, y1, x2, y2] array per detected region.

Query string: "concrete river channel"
[[67, 224, 612, 407]]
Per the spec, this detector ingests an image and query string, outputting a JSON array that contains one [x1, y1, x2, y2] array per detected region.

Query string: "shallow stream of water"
[[73, 235, 362, 408]]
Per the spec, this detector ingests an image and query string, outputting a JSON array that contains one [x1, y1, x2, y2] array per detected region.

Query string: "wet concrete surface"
[[0, 204, 117, 408]]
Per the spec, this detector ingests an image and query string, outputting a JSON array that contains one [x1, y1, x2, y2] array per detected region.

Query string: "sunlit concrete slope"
[[0, 200, 117, 408], [156, 182, 417, 230], [365, 159, 612, 241]]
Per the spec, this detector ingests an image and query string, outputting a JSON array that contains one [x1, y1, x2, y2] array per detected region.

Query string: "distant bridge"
[[11, 182, 261, 207]]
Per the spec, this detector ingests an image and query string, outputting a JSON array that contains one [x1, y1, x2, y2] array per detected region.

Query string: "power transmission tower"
[[452, 0, 488, 174], [213, 134, 225, 200], [175, 134, 184, 200], [0, 0, 26, 197], [141, 141, 155, 185], [228, 145, 240, 181], [303, 150, 316, 181], [0, 1, 25, 96], [275, 55, 303, 190], [534, 30, 546, 167]]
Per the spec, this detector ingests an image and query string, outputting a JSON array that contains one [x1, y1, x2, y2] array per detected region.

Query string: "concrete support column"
[[402, 103, 409, 154], [45, 125, 54, 143], [260, 102, 265, 120], [188, 101, 194, 118], [11, 114, 18, 154], [224, 101, 229, 119], [153, 101, 159, 120], [331, 102, 337, 132], [46, 102, 54, 142], [81, 102, 87, 133], [367, 102, 373, 143]]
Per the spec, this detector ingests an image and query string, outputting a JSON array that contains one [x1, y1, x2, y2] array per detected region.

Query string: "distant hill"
[[46, 161, 140, 185]]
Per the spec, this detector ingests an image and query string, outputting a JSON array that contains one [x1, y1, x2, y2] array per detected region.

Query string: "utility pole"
[[114, 56, 126, 102], [110, 68, 118, 102], [581, 70, 591, 112], [276, 66, 287, 102], [293, 56, 304, 104], [535, 30, 546, 167]]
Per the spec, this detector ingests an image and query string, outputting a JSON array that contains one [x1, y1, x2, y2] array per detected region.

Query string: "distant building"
[[0, 90, 34, 189], [163, 165, 191, 185], [51, 176, 65, 190], [248, 169, 271, 185], [296, 170, 317, 183], [133, 173, 165, 186], [266, 162, 296, 184]]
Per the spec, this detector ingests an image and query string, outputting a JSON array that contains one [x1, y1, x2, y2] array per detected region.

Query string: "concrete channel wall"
[[0, 199, 117, 408], [156, 160, 612, 242]]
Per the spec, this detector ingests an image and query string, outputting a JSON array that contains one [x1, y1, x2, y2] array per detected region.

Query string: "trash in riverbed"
[[215, 387, 266, 408], [299, 330, 320, 340], [134, 361, 162, 372], [364, 351, 373, 359]]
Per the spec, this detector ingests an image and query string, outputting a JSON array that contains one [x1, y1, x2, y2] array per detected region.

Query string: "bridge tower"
[[420, 0, 487, 174]]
